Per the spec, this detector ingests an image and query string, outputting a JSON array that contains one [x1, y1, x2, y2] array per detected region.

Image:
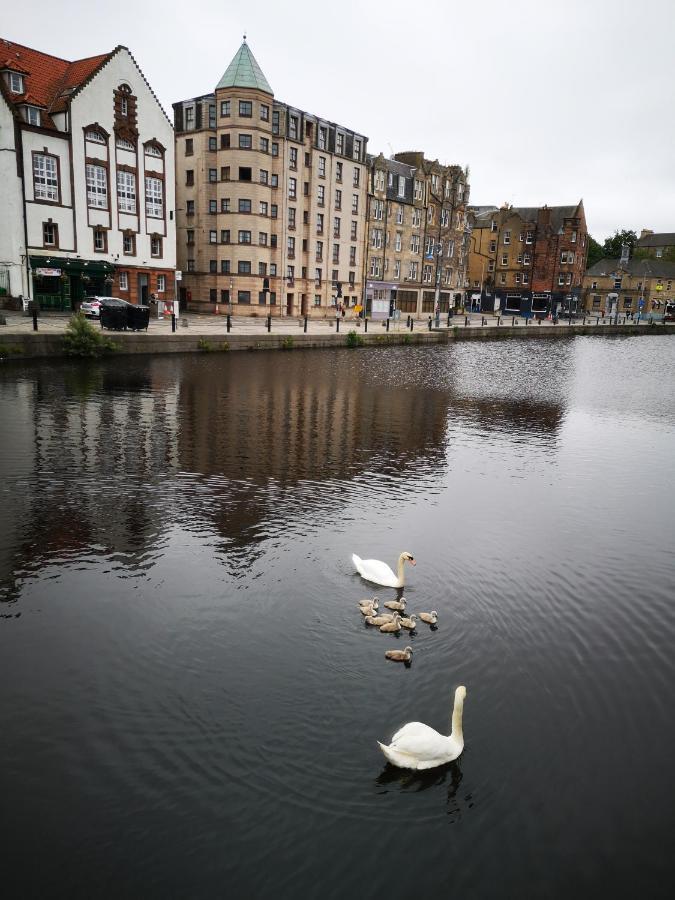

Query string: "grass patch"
[[63, 314, 118, 358], [0, 343, 24, 356], [197, 338, 214, 352], [402, 334, 412, 345], [281, 336, 294, 350]]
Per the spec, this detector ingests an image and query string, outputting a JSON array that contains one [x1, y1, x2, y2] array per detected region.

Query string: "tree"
[[586, 235, 604, 268], [601, 229, 638, 259]]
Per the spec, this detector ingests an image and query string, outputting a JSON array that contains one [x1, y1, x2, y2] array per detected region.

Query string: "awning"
[[30, 256, 115, 275]]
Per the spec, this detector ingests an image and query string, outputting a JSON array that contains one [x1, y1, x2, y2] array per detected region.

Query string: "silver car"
[[80, 296, 109, 318]]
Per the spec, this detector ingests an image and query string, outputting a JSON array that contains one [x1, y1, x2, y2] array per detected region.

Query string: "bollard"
[[447, 312, 451, 327], [304, 316, 308, 333], [171, 313, 176, 333], [465, 315, 469, 326], [226, 314, 231, 333], [497, 316, 501, 326], [267, 314, 271, 332], [406, 315, 411, 327], [428, 316, 432, 331], [32, 309, 38, 331], [596, 317, 599, 325], [364, 317, 368, 333], [482, 316, 486, 326], [526, 316, 529, 326], [582, 316, 586, 325], [512, 316, 515, 326], [386, 317, 390, 332], [410, 318, 414, 332], [336, 316, 340, 333], [538, 317, 542, 324]]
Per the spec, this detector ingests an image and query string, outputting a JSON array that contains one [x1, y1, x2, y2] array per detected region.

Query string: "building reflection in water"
[[0, 345, 568, 601]]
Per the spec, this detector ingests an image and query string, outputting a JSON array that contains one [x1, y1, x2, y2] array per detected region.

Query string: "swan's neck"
[[396, 554, 406, 585], [450, 696, 465, 741]]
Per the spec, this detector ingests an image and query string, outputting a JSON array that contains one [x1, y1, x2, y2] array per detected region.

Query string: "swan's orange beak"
[[410, 559, 416, 566]]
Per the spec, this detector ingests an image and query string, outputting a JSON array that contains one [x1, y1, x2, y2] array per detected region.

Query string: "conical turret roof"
[[216, 41, 273, 95]]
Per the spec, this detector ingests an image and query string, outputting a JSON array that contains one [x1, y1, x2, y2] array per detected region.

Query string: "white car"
[[80, 296, 109, 318]]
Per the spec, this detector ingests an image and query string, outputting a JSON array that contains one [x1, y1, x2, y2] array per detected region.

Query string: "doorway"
[[286, 292, 294, 315], [138, 273, 149, 305]]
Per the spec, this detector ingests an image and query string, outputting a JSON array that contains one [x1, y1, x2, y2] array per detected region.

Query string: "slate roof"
[[636, 232, 675, 248], [216, 41, 272, 94], [585, 257, 675, 278], [470, 203, 582, 232], [0, 39, 111, 128]]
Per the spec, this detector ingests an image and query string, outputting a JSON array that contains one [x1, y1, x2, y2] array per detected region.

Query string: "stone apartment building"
[[364, 152, 470, 318], [0, 39, 175, 310], [173, 41, 368, 316], [635, 229, 675, 260], [467, 202, 588, 316], [582, 258, 675, 317]]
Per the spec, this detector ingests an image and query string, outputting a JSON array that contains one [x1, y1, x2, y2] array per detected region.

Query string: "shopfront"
[[30, 257, 115, 311]]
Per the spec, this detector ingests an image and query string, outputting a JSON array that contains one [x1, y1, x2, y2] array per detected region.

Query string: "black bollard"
[[386, 318, 390, 332], [171, 313, 176, 333], [32, 309, 38, 331], [482, 316, 486, 326], [428, 316, 432, 331], [447, 312, 451, 327], [304, 316, 308, 333], [336, 317, 340, 333], [538, 317, 542, 324], [526, 316, 529, 326], [497, 316, 501, 326], [364, 318, 368, 333], [227, 314, 231, 333], [465, 315, 469, 326], [267, 314, 271, 332], [410, 318, 414, 332]]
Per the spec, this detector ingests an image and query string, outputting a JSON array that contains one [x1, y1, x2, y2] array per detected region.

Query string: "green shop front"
[[30, 257, 115, 311]]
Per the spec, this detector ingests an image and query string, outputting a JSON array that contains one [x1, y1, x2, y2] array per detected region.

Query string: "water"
[[1, 337, 674, 899]]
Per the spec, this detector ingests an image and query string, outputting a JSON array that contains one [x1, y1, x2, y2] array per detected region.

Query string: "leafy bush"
[[346, 330, 364, 348], [197, 338, 214, 352], [281, 336, 294, 350], [63, 314, 117, 358], [402, 334, 412, 345]]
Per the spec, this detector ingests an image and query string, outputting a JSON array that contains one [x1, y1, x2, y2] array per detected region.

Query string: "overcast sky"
[[7, 0, 675, 240]]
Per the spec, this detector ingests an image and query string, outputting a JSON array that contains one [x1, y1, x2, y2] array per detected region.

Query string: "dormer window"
[[116, 137, 135, 151], [24, 106, 41, 126], [85, 129, 105, 143], [9, 71, 24, 93]]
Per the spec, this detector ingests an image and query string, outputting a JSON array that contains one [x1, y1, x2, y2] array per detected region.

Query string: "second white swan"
[[351, 551, 415, 588]]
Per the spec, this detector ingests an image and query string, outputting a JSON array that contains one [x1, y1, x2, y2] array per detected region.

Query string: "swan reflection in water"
[[375, 759, 472, 819]]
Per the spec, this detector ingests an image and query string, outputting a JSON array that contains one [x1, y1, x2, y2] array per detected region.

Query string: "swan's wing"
[[389, 722, 449, 759], [356, 558, 397, 586]]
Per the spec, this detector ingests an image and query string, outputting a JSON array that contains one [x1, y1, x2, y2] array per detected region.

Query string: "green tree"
[[601, 229, 638, 259], [586, 235, 604, 268]]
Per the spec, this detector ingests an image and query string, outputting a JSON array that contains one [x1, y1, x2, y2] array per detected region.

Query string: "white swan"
[[352, 552, 415, 588], [378, 686, 467, 770]]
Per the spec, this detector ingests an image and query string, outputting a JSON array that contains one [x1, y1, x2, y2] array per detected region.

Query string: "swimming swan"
[[364, 613, 396, 626], [379, 613, 402, 633], [385, 646, 413, 663], [359, 599, 379, 616], [399, 614, 417, 630], [378, 686, 467, 770], [352, 552, 416, 588], [418, 611, 438, 626], [383, 598, 406, 612]]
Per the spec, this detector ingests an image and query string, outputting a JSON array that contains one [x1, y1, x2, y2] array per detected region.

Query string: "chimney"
[[538, 205, 551, 227], [639, 229, 653, 240]]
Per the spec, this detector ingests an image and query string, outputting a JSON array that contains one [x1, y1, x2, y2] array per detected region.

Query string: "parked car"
[[664, 302, 675, 324], [80, 296, 110, 318]]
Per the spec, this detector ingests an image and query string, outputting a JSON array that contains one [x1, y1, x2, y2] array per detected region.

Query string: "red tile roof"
[[0, 39, 112, 124]]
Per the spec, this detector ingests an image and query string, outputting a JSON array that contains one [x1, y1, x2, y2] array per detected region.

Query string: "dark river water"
[[1, 336, 674, 899]]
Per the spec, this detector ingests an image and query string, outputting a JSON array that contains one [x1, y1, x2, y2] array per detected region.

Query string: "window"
[[515, 273, 522, 284], [501, 254, 508, 266], [221, 229, 230, 244], [271, 142, 279, 157], [187, 259, 195, 271], [185, 169, 194, 186], [221, 260, 230, 274], [317, 213, 324, 234], [287, 236, 296, 257], [260, 201, 268, 216], [333, 244, 340, 264], [336, 132, 344, 154], [123, 233, 135, 255], [290, 147, 298, 170], [260, 104, 269, 121], [209, 199, 217, 214], [412, 209, 421, 227], [239, 134, 252, 149], [116, 137, 135, 151], [209, 105, 216, 128], [220, 100, 230, 117], [350, 246, 356, 266], [503, 231, 511, 245], [289, 115, 299, 140], [119, 272, 128, 291], [350, 220, 358, 240], [221, 134, 230, 150], [393, 260, 401, 279], [153, 274, 164, 293], [314, 294, 322, 307], [526, 230, 533, 244], [318, 156, 326, 178], [335, 189, 342, 210], [372, 199, 383, 220], [151, 236, 162, 257], [414, 180, 423, 201], [336, 161, 343, 182], [316, 241, 324, 260], [209, 259, 217, 273], [186, 200, 195, 215], [271, 174, 278, 188], [270, 263, 277, 276], [288, 207, 296, 229], [185, 138, 194, 156], [42, 221, 58, 247], [558, 274, 566, 286], [489, 240, 497, 253], [353, 138, 362, 159], [116, 170, 136, 212], [259, 262, 267, 276], [656, 248, 663, 258], [209, 230, 217, 243], [271, 204, 278, 218], [85, 129, 105, 144], [318, 127, 327, 150], [571, 230, 577, 243], [33, 153, 59, 202], [272, 110, 280, 134], [210, 288, 217, 301], [92, 228, 106, 252], [239, 199, 252, 213], [9, 72, 24, 93], [209, 168, 217, 183], [238, 291, 251, 304], [185, 106, 194, 129], [24, 106, 41, 126], [410, 234, 420, 254], [260, 137, 269, 153], [522, 273, 529, 284], [221, 198, 230, 213], [238, 230, 251, 244], [145, 176, 163, 218], [315, 268, 322, 283], [287, 265, 295, 281], [238, 166, 252, 182], [238, 261, 251, 274], [334, 217, 341, 238], [289, 177, 297, 200], [352, 195, 358, 214], [239, 100, 252, 117], [317, 184, 325, 205], [423, 265, 433, 283], [86, 164, 108, 209]]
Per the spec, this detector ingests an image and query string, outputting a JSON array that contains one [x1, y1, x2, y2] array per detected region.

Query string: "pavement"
[[0, 310, 661, 337]]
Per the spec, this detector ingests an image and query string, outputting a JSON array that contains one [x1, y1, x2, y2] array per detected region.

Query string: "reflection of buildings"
[[0, 349, 567, 603]]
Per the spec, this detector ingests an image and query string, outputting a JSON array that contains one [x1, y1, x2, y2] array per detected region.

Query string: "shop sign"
[[35, 267, 62, 277]]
